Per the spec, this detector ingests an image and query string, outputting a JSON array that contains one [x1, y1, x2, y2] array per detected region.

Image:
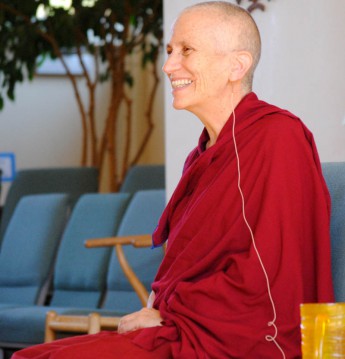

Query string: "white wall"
[[163, 0, 345, 197], [0, 77, 86, 203]]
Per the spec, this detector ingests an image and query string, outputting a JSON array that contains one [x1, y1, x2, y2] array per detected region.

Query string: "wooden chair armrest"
[[84, 234, 153, 307], [100, 316, 121, 329], [84, 234, 152, 248], [45, 311, 121, 343], [45, 310, 101, 343]]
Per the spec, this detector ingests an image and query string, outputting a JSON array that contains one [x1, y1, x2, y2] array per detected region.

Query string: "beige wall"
[[0, 56, 165, 203]]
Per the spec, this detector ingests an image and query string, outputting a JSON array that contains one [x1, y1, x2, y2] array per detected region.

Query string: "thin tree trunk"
[[121, 91, 133, 182], [130, 53, 160, 166]]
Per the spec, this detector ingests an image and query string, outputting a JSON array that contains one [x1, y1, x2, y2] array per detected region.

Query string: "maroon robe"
[[13, 93, 334, 359]]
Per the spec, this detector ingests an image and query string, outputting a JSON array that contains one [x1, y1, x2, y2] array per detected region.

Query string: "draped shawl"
[[133, 92, 334, 358]]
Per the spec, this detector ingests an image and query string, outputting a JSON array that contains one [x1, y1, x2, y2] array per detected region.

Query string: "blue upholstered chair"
[[119, 165, 165, 193], [0, 169, 2, 214], [321, 162, 345, 302], [45, 189, 166, 341], [0, 167, 99, 247], [0, 193, 130, 350], [49, 193, 131, 308], [0, 194, 70, 308], [101, 189, 166, 313]]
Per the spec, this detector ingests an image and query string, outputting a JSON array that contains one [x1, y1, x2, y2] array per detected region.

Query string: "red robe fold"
[[13, 93, 334, 359]]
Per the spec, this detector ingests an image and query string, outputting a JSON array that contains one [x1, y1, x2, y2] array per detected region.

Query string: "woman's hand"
[[117, 307, 163, 334]]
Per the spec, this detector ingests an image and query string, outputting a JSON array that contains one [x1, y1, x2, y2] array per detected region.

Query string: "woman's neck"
[[199, 91, 245, 148]]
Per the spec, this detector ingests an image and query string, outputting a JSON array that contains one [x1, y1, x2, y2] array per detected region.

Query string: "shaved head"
[[180, 1, 261, 91]]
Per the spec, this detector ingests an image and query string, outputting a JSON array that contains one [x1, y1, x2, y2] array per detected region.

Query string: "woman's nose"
[[162, 53, 181, 76]]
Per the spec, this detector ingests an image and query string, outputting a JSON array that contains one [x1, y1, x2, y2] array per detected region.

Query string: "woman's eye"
[[181, 47, 192, 56], [165, 46, 193, 56]]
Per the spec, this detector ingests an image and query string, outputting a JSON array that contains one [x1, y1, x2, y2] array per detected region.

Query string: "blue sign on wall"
[[0, 153, 16, 182]]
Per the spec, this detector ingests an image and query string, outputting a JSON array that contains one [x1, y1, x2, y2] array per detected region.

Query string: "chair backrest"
[[119, 165, 165, 193], [0, 169, 2, 204], [0, 166, 99, 247], [50, 193, 131, 308], [322, 162, 345, 302], [103, 189, 166, 312], [0, 194, 70, 305]]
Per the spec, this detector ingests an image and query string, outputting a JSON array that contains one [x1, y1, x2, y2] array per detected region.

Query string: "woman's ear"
[[229, 51, 253, 82]]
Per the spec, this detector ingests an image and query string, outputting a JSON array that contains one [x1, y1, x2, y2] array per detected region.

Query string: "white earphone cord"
[[231, 94, 286, 359]]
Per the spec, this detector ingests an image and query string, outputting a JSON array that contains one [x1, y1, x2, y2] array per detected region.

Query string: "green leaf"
[[7, 87, 15, 101], [0, 0, 163, 111]]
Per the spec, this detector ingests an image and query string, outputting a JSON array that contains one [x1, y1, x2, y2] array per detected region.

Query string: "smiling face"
[[163, 8, 236, 117]]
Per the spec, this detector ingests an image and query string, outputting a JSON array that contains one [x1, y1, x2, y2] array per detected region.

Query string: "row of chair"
[[0, 189, 166, 355], [0, 164, 165, 248]]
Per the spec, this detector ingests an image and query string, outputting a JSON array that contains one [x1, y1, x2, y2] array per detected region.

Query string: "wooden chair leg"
[[45, 310, 58, 343], [88, 312, 102, 334]]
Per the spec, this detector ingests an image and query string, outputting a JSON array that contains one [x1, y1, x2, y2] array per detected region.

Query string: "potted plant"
[[0, 0, 163, 190]]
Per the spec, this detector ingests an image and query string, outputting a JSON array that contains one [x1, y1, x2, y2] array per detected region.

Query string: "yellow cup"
[[300, 303, 345, 358]]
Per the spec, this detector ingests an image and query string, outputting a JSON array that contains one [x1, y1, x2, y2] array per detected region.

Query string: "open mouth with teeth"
[[171, 79, 193, 89]]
